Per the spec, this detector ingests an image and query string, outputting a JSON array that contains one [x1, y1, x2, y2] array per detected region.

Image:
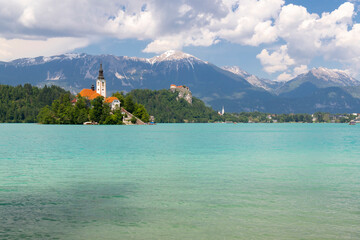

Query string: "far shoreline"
[[0, 122, 357, 125]]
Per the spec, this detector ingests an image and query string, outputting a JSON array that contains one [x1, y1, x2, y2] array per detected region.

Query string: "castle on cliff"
[[170, 84, 192, 104]]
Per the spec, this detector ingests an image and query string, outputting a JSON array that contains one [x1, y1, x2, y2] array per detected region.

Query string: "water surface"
[[1, 124, 359, 239]]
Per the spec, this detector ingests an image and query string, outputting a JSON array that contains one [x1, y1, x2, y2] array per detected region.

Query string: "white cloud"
[[19, 7, 36, 27], [256, 45, 295, 74], [293, 65, 308, 76], [273, 2, 360, 77], [276, 2, 355, 56], [242, 21, 278, 46], [179, 4, 192, 16], [143, 37, 183, 53], [276, 72, 293, 81], [214, 0, 284, 45], [254, 1, 360, 79], [0, 37, 89, 61], [105, 8, 157, 40], [0, 0, 359, 78], [0, 0, 286, 60], [275, 65, 308, 82]]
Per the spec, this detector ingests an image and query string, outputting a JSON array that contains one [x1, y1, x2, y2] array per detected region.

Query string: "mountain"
[[277, 67, 360, 95], [1, 52, 360, 113], [268, 68, 360, 112], [279, 84, 360, 113], [222, 66, 283, 92], [0, 51, 278, 113]]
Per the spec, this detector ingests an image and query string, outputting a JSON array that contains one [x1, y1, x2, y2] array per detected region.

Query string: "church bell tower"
[[96, 63, 106, 98]]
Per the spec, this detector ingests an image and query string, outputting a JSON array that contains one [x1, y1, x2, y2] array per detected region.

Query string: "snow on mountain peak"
[[40, 53, 85, 63], [222, 66, 250, 78], [62, 53, 84, 60], [222, 66, 281, 91], [308, 67, 360, 86], [311, 67, 351, 80], [148, 50, 201, 64], [10, 53, 87, 66]]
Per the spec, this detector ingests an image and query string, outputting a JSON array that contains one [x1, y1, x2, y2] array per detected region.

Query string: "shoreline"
[[0, 122, 358, 125]]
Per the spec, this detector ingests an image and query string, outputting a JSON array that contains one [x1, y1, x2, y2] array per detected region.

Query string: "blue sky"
[[0, 0, 359, 80]]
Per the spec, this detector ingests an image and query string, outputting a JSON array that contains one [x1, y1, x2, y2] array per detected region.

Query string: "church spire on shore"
[[96, 63, 106, 98], [98, 63, 104, 79]]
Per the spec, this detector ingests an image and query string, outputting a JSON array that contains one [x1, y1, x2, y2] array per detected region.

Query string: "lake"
[[0, 123, 359, 239]]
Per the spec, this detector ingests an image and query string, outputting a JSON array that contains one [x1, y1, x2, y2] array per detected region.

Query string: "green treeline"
[[223, 112, 357, 123], [0, 84, 68, 123], [37, 94, 124, 124], [223, 112, 314, 123], [120, 89, 359, 123], [37, 91, 150, 125], [128, 89, 222, 123], [1, 84, 357, 124]]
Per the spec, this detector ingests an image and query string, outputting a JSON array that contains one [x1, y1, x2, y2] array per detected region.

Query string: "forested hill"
[[128, 89, 222, 123], [0, 84, 68, 123]]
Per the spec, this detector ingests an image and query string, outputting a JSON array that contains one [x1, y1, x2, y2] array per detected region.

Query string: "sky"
[[0, 0, 359, 81]]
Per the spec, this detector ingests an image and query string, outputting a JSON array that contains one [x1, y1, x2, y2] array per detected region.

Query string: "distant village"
[[266, 113, 360, 124], [220, 112, 360, 124]]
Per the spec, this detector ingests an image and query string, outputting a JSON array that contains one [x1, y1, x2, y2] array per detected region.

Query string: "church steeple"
[[98, 63, 104, 79], [96, 63, 106, 98]]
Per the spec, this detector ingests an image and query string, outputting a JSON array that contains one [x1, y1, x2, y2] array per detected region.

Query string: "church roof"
[[104, 97, 119, 103], [79, 89, 102, 100]]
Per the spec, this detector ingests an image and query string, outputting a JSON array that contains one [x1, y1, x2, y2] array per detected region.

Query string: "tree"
[[134, 104, 150, 123], [128, 89, 220, 123], [313, 112, 324, 122], [89, 96, 104, 123], [76, 109, 89, 124], [74, 97, 89, 124], [0, 84, 68, 123], [112, 109, 124, 124], [37, 93, 126, 125], [100, 102, 111, 124], [112, 92, 125, 106], [130, 116, 137, 124], [124, 95, 136, 113], [37, 106, 55, 124]]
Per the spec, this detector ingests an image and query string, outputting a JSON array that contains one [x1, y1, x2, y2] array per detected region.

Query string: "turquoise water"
[[1, 123, 360, 239]]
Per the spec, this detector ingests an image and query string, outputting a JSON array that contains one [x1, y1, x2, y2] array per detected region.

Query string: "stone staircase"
[[121, 107, 146, 125]]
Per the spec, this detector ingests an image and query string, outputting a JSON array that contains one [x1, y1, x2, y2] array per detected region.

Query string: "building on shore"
[[78, 64, 120, 110], [96, 63, 106, 98], [218, 106, 225, 116], [105, 97, 120, 110]]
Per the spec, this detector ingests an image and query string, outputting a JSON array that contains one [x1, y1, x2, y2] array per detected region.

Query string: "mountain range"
[[1, 50, 360, 113]]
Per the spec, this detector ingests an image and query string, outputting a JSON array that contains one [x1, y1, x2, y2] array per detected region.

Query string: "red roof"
[[79, 89, 102, 100], [170, 84, 184, 88], [104, 97, 119, 103]]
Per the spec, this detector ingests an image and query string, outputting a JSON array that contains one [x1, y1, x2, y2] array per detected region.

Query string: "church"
[[79, 64, 120, 110]]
